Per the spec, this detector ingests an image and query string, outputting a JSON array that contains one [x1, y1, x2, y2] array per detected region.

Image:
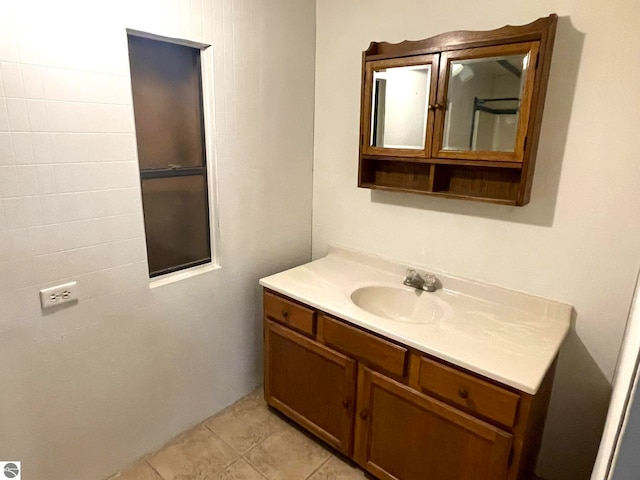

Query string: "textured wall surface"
[[0, 1, 315, 479], [313, 1, 640, 479]]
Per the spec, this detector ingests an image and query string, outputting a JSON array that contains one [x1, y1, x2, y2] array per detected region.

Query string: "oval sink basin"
[[350, 286, 448, 323]]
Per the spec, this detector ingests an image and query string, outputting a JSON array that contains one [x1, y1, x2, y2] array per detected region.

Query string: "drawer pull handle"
[[342, 399, 350, 409], [359, 410, 368, 420], [281, 310, 289, 319], [458, 388, 469, 399]]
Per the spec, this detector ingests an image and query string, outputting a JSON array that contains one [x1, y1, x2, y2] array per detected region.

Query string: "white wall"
[[0, 1, 315, 479], [313, 1, 640, 479]]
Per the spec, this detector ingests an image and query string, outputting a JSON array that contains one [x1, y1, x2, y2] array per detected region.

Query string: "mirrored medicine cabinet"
[[358, 15, 558, 205]]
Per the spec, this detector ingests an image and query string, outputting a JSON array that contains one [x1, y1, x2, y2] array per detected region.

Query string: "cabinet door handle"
[[359, 410, 368, 420], [434, 103, 444, 110], [342, 399, 350, 409], [458, 387, 469, 399]]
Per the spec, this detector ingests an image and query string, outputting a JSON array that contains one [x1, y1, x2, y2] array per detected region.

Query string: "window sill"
[[149, 261, 221, 289]]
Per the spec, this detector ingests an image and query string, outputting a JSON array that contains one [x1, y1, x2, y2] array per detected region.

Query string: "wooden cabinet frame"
[[358, 15, 557, 205]]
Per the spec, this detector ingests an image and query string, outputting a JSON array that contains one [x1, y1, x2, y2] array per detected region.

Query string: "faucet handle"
[[424, 274, 437, 286], [423, 274, 438, 292]]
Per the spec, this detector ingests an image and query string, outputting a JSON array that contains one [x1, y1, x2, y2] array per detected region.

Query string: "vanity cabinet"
[[263, 294, 356, 455], [358, 15, 557, 205], [263, 289, 556, 480]]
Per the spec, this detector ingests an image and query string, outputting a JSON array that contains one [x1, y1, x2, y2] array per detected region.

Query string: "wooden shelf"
[[359, 159, 432, 192], [360, 157, 522, 204], [432, 164, 522, 203]]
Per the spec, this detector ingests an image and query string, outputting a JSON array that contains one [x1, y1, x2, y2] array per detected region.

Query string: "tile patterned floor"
[[110, 388, 546, 480], [109, 389, 368, 480]]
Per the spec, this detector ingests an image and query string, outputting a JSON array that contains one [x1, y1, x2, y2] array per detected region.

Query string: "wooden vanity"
[[263, 289, 556, 480]]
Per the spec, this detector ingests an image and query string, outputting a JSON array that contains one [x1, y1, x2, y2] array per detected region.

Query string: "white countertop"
[[259, 246, 572, 395]]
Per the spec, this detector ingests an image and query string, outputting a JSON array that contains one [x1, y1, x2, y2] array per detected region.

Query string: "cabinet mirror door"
[[434, 42, 539, 162], [363, 55, 439, 158]]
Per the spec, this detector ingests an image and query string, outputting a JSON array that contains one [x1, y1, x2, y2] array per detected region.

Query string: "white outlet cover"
[[39, 281, 77, 308]]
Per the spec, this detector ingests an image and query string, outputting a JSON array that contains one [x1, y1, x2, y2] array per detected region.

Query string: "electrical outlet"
[[39, 281, 77, 308]]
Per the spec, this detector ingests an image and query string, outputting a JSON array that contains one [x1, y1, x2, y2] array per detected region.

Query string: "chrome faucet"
[[403, 269, 438, 292]]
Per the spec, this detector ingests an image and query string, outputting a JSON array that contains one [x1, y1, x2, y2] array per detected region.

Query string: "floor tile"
[[212, 459, 267, 480], [248, 387, 266, 405], [147, 424, 238, 480], [205, 395, 285, 453], [308, 456, 368, 480], [113, 461, 162, 480], [244, 426, 331, 480]]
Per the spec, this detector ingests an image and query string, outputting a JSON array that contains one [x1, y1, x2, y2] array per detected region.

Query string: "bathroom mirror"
[[442, 53, 529, 152], [370, 65, 431, 150]]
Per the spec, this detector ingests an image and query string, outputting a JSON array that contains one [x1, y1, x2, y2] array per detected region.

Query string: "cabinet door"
[[432, 42, 539, 163], [264, 319, 356, 455], [362, 54, 440, 158], [355, 366, 513, 480]]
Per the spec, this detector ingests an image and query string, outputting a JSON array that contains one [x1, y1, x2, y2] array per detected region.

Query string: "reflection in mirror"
[[371, 65, 431, 149], [443, 53, 528, 152]]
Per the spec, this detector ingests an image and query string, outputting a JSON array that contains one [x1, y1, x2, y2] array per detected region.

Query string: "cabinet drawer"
[[418, 358, 520, 428], [322, 315, 408, 378], [264, 291, 316, 337]]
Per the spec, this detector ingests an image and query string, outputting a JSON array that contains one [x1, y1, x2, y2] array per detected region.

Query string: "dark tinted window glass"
[[128, 36, 205, 170], [141, 176, 210, 275], [128, 35, 211, 277]]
